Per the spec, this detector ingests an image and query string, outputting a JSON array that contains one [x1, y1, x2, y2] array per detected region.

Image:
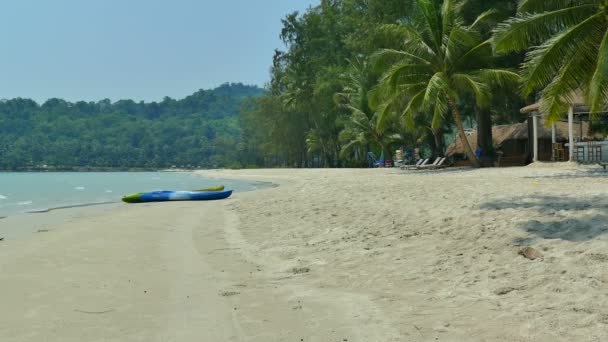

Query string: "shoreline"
[[0, 172, 272, 240], [25, 201, 117, 214], [0, 201, 124, 240], [1, 167, 608, 340]]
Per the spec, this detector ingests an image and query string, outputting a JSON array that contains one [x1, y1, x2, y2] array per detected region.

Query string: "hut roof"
[[520, 103, 540, 114], [445, 119, 597, 156], [520, 91, 587, 114], [446, 123, 525, 156]]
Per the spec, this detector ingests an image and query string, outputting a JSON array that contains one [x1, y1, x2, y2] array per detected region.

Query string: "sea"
[[0, 172, 265, 218]]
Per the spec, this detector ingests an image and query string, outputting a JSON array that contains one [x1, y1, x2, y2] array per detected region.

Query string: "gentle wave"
[[17, 201, 33, 206], [0, 195, 7, 200], [74, 186, 85, 190], [26, 201, 116, 214]]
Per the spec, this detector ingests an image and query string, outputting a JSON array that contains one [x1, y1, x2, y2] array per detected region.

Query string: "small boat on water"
[[122, 186, 232, 203]]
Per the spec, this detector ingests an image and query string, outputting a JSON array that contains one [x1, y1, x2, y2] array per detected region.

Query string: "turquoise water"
[[0, 172, 263, 217]]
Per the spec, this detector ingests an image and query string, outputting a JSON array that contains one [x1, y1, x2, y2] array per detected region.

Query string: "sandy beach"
[[2, 166, 608, 341]]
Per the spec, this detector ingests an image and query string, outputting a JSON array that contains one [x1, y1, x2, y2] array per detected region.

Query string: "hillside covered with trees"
[[0, 83, 263, 170]]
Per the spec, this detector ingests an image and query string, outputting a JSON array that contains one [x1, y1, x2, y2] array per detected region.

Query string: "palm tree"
[[493, 0, 608, 119], [373, 0, 519, 167], [335, 59, 400, 163]]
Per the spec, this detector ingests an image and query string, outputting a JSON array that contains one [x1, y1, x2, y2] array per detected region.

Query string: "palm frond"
[[305, 130, 323, 154], [452, 73, 490, 107], [539, 95, 568, 124], [588, 30, 608, 115], [367, 84, 385, 111], [416, 0, 444, 52], [402, 89, 426, 131], [371, 48, 432, 73], [431, 93, 448, 129], [518, 0, 598, 13], [400, 24, 439, 59], [422, 72, 448, 112], [538, 28, 598, 121], [445, 26, 483, 66], [453, 39, 493, 70], [521, 13, 604, 96], [493, 5, 597, 53], [441, 0, 458, 40], [380, 61, 434, 90], [339, 132, 368, 159], [475, 69, 521, 88], [469, 9, 501, 30]]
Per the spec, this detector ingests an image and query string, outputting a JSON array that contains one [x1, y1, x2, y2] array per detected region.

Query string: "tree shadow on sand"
[[480, 195, 608, 242], [522, 168, 608, 180]]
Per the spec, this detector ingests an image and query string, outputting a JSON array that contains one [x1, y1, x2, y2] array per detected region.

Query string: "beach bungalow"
[[446, 119, 599, 166], [520, 93, 606, 163], [448, 92, 606, 166]]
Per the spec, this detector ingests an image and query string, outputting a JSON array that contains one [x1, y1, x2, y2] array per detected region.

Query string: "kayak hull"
[[123, 190, 232, 203]]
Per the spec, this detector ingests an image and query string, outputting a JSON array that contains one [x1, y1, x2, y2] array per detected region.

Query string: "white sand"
[[2, 166, 608, 341]]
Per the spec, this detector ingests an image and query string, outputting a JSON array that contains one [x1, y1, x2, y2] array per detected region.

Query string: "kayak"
[[122, 189, 232, 203], [194, 185, 224, 191]]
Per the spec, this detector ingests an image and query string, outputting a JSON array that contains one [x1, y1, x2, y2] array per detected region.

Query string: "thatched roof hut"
[[446, 119, 596, 157], [446, 123, 522, 156]]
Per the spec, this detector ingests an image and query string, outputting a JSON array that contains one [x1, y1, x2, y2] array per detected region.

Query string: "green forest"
[[243, 0, 608, 167], [0, 83, 263, 170], [3, 0, 608, 169]]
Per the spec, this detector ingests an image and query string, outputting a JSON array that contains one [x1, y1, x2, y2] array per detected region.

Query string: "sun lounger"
[[401, 158, 425, 170], [401, 158, 429, 170], [414, 157, 440, 169], [417, 157, 448, 170]]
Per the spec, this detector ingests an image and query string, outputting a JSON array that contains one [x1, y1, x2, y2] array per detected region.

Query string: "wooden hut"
[[446, 119, 595, 166], [521, 91, 606, 162]]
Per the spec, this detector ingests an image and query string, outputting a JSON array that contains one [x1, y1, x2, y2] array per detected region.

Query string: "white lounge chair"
[[418, 157, 448, 170], [402, 158, 428, 170], [401, 158, 424, 170], [415, 157, 440, 169]]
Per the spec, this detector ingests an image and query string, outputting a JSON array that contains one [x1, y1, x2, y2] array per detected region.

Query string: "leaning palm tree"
[[493, 0, 608, 119], [373, 0, 519, 167]]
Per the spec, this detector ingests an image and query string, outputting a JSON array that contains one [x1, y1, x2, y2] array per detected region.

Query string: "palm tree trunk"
[[448, 97, 480, 167], [433, 128, 444, 157], [475, 106, 494, 166], [427, 129, 438, 158]]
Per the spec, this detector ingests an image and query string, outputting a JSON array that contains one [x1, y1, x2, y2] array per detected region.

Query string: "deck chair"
[[400, 158, 423, 170], [421, 157, 447, 170], [402, 158, 428, 170], [414, 157, 440, 170]]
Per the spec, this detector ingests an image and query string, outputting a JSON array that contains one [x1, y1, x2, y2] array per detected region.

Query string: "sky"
[[0, 0, 319, 103]]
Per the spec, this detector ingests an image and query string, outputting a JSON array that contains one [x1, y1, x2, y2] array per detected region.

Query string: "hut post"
[[568, 106, 574, 161], [551, 122, 556, 161], [532, 112, 539, 162]]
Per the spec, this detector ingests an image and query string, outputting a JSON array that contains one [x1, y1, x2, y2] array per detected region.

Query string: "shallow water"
[[0, 172, 262, 217]]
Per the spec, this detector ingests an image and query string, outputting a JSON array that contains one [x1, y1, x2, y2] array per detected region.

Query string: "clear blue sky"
[[0, 0, 318, 103]]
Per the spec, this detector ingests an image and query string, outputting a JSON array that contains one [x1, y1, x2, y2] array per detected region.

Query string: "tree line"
[[0, 83, 263, 170], [3, 0, 605, 170], [242, 0, 607, 167]]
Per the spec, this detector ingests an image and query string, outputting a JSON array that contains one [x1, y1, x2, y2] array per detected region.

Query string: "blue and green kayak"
[[122, 186, 232, 203]]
